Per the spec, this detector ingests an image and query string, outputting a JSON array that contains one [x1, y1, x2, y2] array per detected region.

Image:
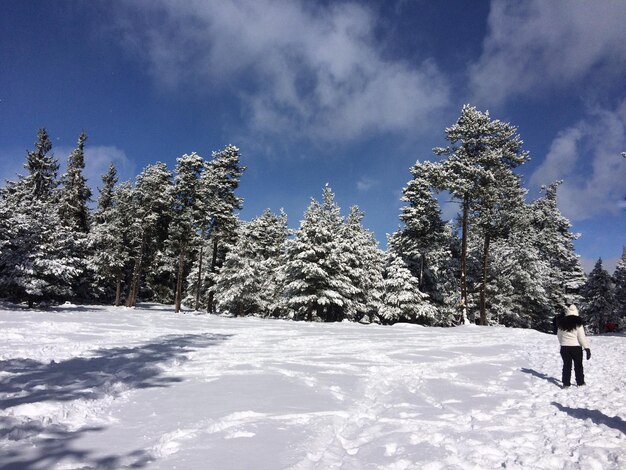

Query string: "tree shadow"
[[520, 367, 561, 387], [0, 416, 153, 469], [0, 333, 231, 408], [552, 402, 626, 435], [0, 333, 231, 469]]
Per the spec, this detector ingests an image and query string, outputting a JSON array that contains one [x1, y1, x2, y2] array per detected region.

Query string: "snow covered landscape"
[[1, 304, 624, 469]]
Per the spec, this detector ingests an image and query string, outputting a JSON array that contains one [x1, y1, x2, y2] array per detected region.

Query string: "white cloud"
[[470, 0, 626, 105], [84, 146, 135, 187], [356, 176, 378, 192], [0, 144, 134, 200], [530, 101, 626, 221], [115, 0, 450, 142]]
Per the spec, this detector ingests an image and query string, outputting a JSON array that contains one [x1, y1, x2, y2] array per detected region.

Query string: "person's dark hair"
[[557, 315, 584, 332]]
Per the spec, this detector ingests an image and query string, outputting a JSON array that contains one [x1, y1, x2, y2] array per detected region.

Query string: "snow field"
[[0, 304, 624, 469]]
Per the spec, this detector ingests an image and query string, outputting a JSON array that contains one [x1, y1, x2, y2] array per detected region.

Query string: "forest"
[[1, 105, 624, 333]]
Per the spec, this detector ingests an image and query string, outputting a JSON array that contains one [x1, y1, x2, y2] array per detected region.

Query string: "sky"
[[1, 0, 625, 273]]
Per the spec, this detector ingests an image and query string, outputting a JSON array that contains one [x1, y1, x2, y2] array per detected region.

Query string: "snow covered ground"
[[1, 304, 624, 470]]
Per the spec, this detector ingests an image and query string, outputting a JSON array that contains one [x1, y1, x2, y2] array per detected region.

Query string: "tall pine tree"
[[202, 145, 245, 312], [529, 182, 585, 327], [125, 163, 173, 307], [431, 105, 529, 324]]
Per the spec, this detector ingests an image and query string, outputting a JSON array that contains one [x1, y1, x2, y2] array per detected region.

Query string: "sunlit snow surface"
[[1, 303, 624, 469]]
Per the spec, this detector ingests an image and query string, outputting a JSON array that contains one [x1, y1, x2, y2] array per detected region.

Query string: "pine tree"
[[581, 258, 616, 333], [58, 132, 91, 233], [168, 153, 206, 312], [94, 164, 118, 224], [432, 105, 529, 324], [380, 252, 436, 324], [390, 160, 453, 317], [201, 145, 245, 312], [125, 163, 173, 307], [23, 129, 58, 200], [481, 216, 548, 329], [89, 178, 131, 305], [469, 168, 529, 325], [282, 186, 353, 321], [529, 182, 586, 327], [0, 130, 79, 306], [613, 248, 626, 326], [340, 206, 385, 322], [214, 210, 288, 316], [57, 132, 93, 299], [393, 161, 446, 284]]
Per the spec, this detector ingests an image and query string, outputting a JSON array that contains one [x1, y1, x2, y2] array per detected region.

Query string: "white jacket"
[[557, 325, 589, 349], [557, 305, 589, 349]]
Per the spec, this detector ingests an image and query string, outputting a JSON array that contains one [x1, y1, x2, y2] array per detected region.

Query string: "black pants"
[[560, 346, 584, 386]]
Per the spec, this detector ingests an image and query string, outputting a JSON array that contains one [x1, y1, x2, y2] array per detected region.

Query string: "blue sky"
[[1, 0, 625, 273]]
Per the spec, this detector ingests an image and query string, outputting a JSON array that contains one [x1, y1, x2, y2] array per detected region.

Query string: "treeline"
[[1, 105, 624, 333]]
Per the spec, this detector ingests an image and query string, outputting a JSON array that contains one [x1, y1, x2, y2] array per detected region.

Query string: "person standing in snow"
[[556, 304, 591, 388]]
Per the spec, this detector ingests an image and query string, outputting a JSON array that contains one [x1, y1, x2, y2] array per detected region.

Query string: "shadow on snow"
[[0, 333, 231, 469], [0, 333, 230, 408], [520, 367, 561, 387], [552, 402, 626, 435], [0, 417, 153, 469]]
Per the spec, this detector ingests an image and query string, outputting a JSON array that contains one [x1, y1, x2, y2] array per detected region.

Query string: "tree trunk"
[[174, 247, 186, 313], [194, 245, 203, 311], [114, 273, 121, 307], [460, 196, 469, 324], [206, 237, 219, 313], [479, 232, 490, 326], [126, 234, 145, 307]]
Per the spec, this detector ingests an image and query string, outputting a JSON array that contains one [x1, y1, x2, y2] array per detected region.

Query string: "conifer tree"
[[529, 182, 585, 326], [581, 258, 616, 333], [58, 132, 91, 233], [282, 186, 353, 321], [340, 206, 385, 322], [23, 128, 58, 199], [214, 209, 288, 316], [613, 248, 626, 326], [480, 215, 548, 329], [380, 252, 436, 324], [168, 153, 206, 312], [393, 161, 446, 281], [57, 132, 93, 299], [94, 164, 118, 223], [89, 177, 131, 305], [125, 163, 173, 307], [431, 105, 529, 323], [469, 168, 529, 325], [201, 145, 245, 312], [0, 130, 78, 306], [390, 160, 452, 314]]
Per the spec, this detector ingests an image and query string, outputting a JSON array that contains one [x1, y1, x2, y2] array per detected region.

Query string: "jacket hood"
[[566, 304, 579, 316]]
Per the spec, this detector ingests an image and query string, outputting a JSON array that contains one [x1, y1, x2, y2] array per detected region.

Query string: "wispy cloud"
[[54, 144, 135, 195], [469, 0, 626, 105], [84, 146, 135, 188], [0, 144, 134, 199], [114, 0, 450, 142], [530, 101, 626, 221], [357, 176, 379, 192]]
